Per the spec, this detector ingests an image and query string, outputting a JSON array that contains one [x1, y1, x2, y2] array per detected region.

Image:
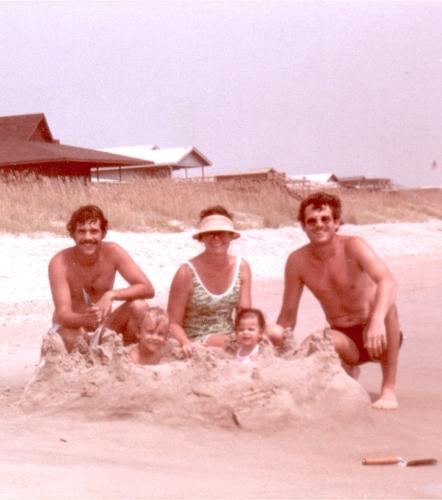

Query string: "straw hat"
[[192, 214, 240, 240]]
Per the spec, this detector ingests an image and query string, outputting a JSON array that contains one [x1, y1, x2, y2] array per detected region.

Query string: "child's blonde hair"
[[138, 306, 169, 331]]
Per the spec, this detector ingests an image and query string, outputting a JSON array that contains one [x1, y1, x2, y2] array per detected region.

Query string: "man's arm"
[[97, 243, 155, 317], [276, 252, 304, 330], [350, 237, 397, 358], [49, 253, 100, 329]]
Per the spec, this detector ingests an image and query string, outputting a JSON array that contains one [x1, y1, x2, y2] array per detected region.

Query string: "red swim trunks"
[[331, 324, 403, 365]]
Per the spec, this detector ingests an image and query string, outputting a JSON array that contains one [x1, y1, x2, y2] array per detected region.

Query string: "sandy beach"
[[0, 221, 441, 499]]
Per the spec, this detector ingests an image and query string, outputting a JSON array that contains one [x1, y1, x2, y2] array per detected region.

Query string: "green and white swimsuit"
[[182, 257, 242, 341]]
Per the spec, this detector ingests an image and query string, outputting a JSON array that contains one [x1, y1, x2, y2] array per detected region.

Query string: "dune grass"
[[0, 176, 441, 234], [340, 188, 442, 224]]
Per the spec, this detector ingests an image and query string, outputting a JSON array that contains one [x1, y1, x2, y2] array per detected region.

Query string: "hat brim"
[[192, 230, 240, 240]]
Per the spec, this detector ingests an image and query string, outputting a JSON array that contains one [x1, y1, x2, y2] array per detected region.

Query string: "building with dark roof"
[[0, 113, 152, 181]]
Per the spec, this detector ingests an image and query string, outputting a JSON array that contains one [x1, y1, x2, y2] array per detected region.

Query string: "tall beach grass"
[[1, 176, 441, 234]]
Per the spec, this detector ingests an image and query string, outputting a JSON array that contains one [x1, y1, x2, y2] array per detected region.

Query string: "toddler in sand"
[[233, 308, 266, 363], [129, 307, 170, 365]]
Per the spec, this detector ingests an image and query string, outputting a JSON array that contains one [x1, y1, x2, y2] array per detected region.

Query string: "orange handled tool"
[[363, 456, 403, 465], [362, 456, 437, 467]]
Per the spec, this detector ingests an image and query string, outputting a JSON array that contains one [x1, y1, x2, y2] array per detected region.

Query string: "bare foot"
[[372, 388, 398, 410]]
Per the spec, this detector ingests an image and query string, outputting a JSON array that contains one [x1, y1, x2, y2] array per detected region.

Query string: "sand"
[[20, 328, 370, 430], [0, 222, 441, 498]]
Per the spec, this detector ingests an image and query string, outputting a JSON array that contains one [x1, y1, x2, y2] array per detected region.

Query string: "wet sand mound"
[[19, 328, 371, 430]]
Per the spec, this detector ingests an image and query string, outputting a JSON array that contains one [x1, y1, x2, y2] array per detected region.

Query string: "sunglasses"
[[202, 231, 231, 238], [305, 215, 335, 226]]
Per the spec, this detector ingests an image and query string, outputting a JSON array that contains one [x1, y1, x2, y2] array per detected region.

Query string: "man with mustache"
[[48, 205, 154, 351]]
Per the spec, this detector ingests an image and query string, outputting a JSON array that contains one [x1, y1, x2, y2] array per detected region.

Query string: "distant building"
[[97, 145, 211, 181], [214, 168, 286, 184], [288, 173, 339, 189], [337, 175, 393, 190], [287, 172, 394, 191], [0, 113, 152, 181]]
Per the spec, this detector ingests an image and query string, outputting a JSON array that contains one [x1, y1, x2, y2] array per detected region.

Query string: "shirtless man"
[[49, 205, 155, 351], [277, 192, 402, 410]]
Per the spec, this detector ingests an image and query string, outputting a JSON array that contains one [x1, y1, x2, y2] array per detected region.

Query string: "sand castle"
[[20, 328, 371, 431]]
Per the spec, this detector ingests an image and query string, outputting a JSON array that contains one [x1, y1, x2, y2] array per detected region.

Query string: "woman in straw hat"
[[167, 205, 251, 357]]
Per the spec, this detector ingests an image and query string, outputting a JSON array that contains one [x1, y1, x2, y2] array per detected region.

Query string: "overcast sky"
[[2, 1, 442, 186]]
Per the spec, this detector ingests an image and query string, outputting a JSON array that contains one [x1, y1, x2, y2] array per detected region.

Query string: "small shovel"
[[362, 456, 438, 467], [82, 289, 106, 347]]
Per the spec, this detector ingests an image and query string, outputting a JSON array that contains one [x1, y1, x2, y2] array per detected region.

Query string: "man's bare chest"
[[301, 256, 362, 297], [67, 260, 116, 297]]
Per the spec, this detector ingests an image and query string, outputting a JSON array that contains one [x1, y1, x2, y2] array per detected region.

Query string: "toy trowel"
[[362, 456, 437, 467], [82, 288, 106, 347]]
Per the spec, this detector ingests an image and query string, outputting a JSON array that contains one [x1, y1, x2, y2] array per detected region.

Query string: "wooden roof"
[[0, 113, 54, 142], [0, 113, 153, 169], [0, 140, 153, 167]]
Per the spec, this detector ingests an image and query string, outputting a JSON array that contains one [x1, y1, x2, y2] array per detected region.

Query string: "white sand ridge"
[[19, 328, 371, 430], [1, 221, 442, 324]]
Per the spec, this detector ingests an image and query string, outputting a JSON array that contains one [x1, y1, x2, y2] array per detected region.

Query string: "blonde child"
[[129, 307, 169, 365], [234, 308, 266, 363]]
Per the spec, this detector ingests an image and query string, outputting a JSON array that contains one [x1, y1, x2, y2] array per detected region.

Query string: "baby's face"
[[236, 316, 262, 347], [138, 318, 169, 353]]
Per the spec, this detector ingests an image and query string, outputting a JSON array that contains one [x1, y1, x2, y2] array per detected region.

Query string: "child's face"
[[236, 316, 262, 347], [138, 318, 168, 353]]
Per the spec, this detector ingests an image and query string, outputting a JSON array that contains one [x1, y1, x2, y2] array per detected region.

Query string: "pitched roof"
[[100, 146, 211, 167], [0, 113, 54, 142], [0, 113, 153, 169], [0, 140, 153, 167]]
